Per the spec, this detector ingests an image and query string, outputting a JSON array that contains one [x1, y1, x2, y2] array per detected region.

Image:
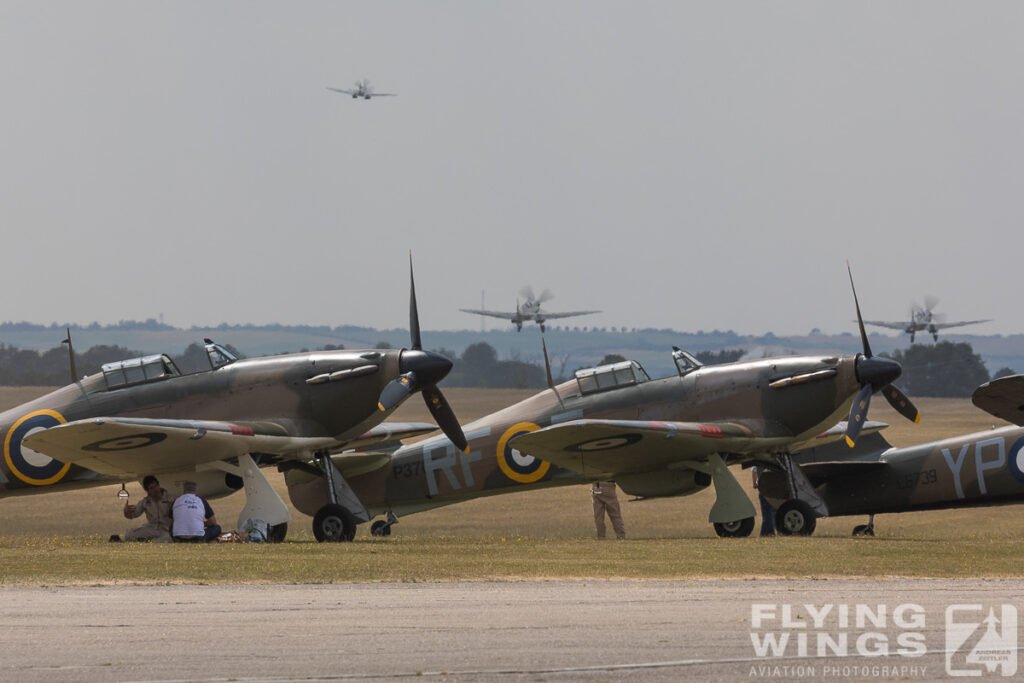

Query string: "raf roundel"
[[1008, 437, 1024, 485], [3, 409, 71, 486], [496, 421, 550, 484]]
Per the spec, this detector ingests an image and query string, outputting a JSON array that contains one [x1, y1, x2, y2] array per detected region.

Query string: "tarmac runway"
[[2, 579, 1021, 682]]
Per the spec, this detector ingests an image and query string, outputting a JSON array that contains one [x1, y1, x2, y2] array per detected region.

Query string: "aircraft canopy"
[[102, 354, 181, 389], [574, 360, 649, 395]]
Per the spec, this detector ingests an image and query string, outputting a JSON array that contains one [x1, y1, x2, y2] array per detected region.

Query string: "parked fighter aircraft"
[[2, 259, 464, 540], [758, 375, 1023, 536], [460, 287, 599, 332], [862, 296, 990, 343], [284, 266, 922, 541], [327, 79, 396, 99]]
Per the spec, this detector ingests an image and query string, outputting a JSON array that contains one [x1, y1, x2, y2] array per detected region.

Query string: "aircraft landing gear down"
[[312, 449, 370, 542], [852, 514, 875, 537], [775, 500, 817, 536], [370, 511, 398, 537], [713, 517, 755, 538], [313, 504, 356, 542]]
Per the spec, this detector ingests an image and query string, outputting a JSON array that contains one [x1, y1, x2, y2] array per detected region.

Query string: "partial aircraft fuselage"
[[0, 345, 404, 498], [285, 353, 865, 525]]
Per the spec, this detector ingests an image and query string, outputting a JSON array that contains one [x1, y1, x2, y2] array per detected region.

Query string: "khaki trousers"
[[592, 482, 625, 539]]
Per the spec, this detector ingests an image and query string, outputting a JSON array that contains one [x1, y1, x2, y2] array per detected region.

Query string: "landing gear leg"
[[852, 514, 875, 537], [371, 511, 398, 537], [312, 450, 370, 543]]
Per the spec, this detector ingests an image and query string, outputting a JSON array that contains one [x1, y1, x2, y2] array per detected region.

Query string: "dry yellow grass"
[[1, 386, 1022, 585]]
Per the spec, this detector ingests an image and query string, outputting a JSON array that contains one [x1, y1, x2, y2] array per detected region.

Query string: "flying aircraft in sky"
[[862, 296, 990, 343], [2, 258, 465, 540], [759, 374, 1024, 536], [326, 79, 396, 99], [283, 266, 922, 541], [460, 287, 600, 332]]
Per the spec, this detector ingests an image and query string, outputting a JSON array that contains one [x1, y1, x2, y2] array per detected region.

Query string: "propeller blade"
[[422, 386, 468, 452], [409, 252, 422, 351], [378, 373, 416, 412], [923, 295, 940, 313], [845, 383, 873, 447], [846, 260, 872, 358], [882, 384, 921, 424]]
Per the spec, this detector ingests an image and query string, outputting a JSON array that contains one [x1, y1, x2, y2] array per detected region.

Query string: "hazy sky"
[[2, 3, 1021, 337]]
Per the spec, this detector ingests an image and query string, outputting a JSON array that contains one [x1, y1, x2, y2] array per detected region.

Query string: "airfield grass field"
[[2, 387, 1023, 585]]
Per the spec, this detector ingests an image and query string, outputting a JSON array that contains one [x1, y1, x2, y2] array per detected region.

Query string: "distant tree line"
[[881, 342, 994, 398], [441, 343, 546, 389]]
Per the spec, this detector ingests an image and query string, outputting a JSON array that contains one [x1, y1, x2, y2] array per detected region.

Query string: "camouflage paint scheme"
[[759, 374, 1024, 535], [0, 344, 423, 497], [285, 349, 880, 538]]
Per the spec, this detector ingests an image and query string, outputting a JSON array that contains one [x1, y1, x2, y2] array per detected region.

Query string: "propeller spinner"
[[377, 255, 469, 453], [845, 261, 921, 447]]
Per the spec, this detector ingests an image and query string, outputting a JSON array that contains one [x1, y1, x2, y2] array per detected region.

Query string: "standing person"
[[171, 481, 222, 542], [591, 481, 626, 539], [752, 466, 776, 536], [116, 475, 173, 542]]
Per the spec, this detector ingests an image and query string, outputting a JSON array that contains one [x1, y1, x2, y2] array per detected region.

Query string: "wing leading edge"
[[507, 419, 792, 478], [22, 417, 436, 479]]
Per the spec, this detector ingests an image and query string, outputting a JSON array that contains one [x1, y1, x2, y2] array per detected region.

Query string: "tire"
[[370, 520, 392, 537], [313, 504, 357, 542], [852, 524, 874, 537], [713, 516, 755, 538], [775, 500, 817, 536], [268, 522, 287, 543]]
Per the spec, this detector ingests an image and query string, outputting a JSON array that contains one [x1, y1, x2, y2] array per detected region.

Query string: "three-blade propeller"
[[845, 261, 921, 447], [377, 255, 469, 453]]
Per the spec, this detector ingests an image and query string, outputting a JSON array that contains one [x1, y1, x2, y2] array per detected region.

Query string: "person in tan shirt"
[[118, 475, 173, 542]]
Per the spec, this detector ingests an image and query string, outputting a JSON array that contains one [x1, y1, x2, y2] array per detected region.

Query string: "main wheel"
[[713, 516, 755, 538], [370, 520, 392, 537], [775, 500, 817, 536], [313, 504, 356, 542], [852, 524, 874, 537], [268, 522, 288, 543]]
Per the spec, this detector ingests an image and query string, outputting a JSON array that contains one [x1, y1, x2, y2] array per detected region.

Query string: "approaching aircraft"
[[326, 79, 396, 99], [460, 287, 599, 332], [862, 296, 990, 343], [2, 259, 465, 540], [283, 267, 922, 541], [759, 375, 1024, 536]]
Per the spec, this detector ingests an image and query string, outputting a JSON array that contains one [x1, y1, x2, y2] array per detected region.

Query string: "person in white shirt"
[[171, 481, 221, 542]]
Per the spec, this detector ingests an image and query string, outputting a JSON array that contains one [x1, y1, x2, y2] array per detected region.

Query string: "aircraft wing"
[[340, 422, 438, 451], [860, 320, 909, 330], [972, 375, 1024, 425], [537, 310, 601, 320], [327, 87, 355, 95], [508, 419, 793, 478], [21, 417, 371, 479], [460, 308, 516, 320], [371, 92, 397, 97], [932, 319, 991, 330]]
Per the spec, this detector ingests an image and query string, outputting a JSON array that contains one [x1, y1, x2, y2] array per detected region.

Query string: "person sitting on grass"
[[112, 475, 173, 543], [170, 481, 221, 542]]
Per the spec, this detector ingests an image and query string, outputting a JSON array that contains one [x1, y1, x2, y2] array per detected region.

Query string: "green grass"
[[2, 534, 1022, 586]]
